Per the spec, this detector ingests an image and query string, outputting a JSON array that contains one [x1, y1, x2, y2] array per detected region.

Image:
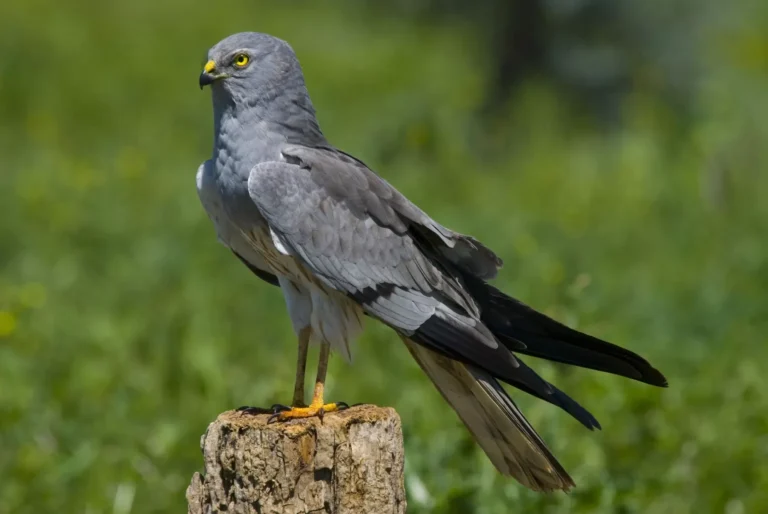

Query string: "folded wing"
[[245, 148, 599, 489]]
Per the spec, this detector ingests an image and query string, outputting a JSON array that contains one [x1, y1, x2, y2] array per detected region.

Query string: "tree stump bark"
[[186, 405, 406, 514]]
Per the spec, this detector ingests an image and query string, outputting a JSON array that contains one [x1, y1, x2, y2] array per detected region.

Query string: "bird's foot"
[[267, 401, 349, 423]]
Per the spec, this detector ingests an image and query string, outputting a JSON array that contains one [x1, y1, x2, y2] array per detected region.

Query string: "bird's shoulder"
[[281, 143, 413, 231]]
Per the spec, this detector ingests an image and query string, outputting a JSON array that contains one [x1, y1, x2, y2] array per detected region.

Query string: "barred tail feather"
[[402, 337, 574, 492]]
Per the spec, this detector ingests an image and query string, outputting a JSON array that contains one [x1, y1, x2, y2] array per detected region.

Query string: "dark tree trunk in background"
[[485, 0, 547, 112], [356, 0, 700, 124]]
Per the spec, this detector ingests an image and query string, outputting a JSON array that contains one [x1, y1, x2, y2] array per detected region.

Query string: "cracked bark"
[[187, 406, 406, 514]]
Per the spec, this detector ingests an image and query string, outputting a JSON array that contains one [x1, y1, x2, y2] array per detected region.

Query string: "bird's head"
[[199, 32, 325, 145], [199, 32, 299, 99]]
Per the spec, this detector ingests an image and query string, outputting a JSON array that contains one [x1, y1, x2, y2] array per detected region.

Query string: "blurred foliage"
[[353, 0, 720, 124], [1, 1, 767, 513]]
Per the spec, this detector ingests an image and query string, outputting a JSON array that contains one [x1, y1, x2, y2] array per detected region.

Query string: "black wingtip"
[[551, 386, 602, 431], [507, 358, 603, 430], [645, 367, 669, 388], [471, 281, 669, 388]]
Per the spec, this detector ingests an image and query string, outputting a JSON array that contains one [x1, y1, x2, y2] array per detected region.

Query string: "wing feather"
[[282, 145, 503, 280]]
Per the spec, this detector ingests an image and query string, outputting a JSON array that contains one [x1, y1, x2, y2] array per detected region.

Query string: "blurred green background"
[[1, 1, 767, 513]]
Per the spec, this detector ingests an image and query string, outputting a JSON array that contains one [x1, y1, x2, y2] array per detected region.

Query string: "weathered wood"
[[187, 405, 406, 514]]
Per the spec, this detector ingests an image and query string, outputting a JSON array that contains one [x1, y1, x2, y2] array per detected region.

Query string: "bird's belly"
[[242, 226, 364, 361]]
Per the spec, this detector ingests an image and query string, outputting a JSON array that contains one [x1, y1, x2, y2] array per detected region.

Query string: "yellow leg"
[[291, 327, 311, 407], [274, 341, 346, 421]]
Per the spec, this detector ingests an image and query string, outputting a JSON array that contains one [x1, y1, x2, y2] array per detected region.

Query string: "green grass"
[[1, 1, 767, 513]]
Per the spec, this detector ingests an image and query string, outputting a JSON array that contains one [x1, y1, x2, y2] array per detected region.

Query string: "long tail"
[[402, 337, 575, 492], [466, 280, 668, 387]]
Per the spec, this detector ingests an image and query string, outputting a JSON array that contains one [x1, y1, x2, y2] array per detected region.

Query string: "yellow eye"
[[233, 54, 249, 67]]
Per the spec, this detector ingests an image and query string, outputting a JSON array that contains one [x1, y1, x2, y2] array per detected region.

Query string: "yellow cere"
[[203, 60, 216, 73], [234, 54, 249, 67]]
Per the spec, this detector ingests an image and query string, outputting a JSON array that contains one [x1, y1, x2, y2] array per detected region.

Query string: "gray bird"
[[197, 32, 667, 492]]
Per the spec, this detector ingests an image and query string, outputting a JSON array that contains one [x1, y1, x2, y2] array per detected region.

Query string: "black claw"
[[236, 406, 272, 415], [336, 402, 350, 410], [265, 404, 293, 423], [270, 404, 291, 414], [235, 404, 294, 416]]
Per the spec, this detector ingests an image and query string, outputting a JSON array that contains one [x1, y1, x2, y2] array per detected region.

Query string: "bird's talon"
[[270, 403, 291, 414], [237, 406, 272, 415]]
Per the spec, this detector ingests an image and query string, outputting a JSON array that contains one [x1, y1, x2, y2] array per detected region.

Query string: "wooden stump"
[[186, 405, 406, 514]]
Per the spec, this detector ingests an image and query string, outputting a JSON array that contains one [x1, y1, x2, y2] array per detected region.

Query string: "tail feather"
[[402, 337, 575, 492], [470, 281, 668, 387], [411, 312, 601, 430]]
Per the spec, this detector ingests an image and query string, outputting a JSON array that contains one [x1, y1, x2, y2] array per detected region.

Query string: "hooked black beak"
[[199, 60, 226, 89], [199, 72, 216, 89]]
